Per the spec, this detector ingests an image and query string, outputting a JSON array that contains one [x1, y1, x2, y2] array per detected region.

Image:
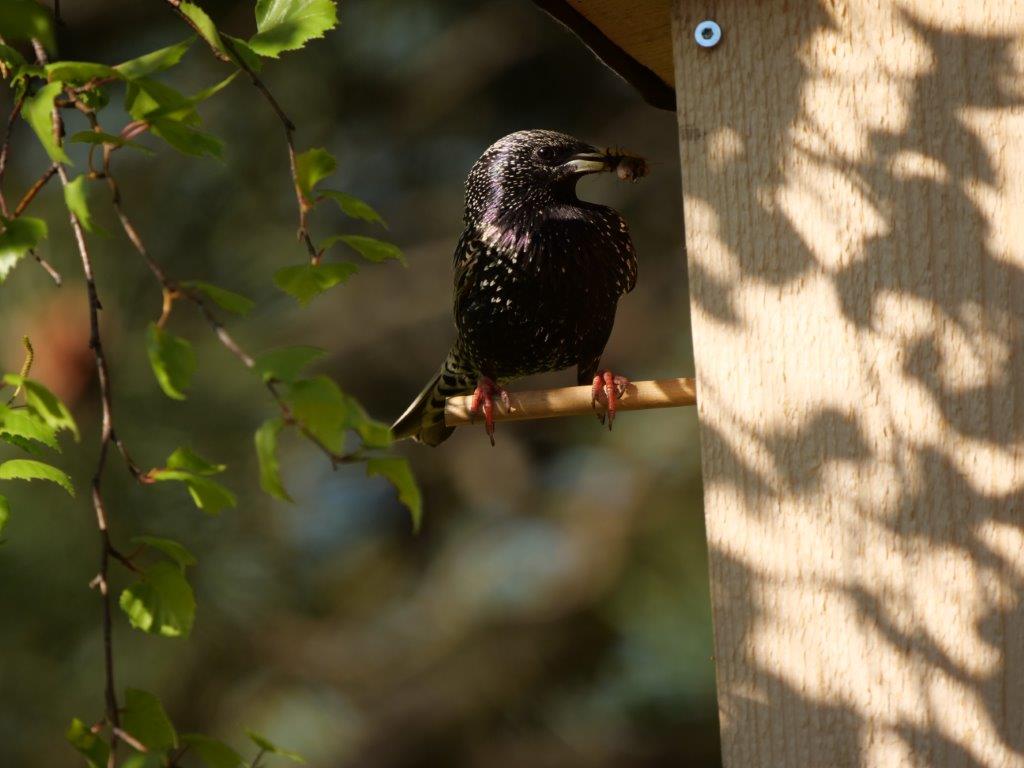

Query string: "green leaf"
[[63, 175, 106, 234], [319, 189, 386, 227], [122, 688, 178, 752], [120, 753, 161, 768], [150, 470, 236, 514], [125, 77, 198, 123], [245, 730, 305, 764], [255, 418, 291, 502], [69, 131, 154, 155], [0, 0, 55, 52], [119, 561, 195, 638], [182, 280, 254, 316], [22, 81, 71, 164], [0, 404, 59, 450], [147, 324, 196, 401], [3, 375, 79, 439], [283, 375, 389, 453], [181, 734, 245, 768], [115, 39, 193, 79], [294, 147, 335, 198], [367, 458, 422, 531], [322, 234, 404, 265], [252, 346, 324, 383], [274, 262, 358, 306], [179, 1, 227, 56], [0, 433, 46, 456], [0, 495, 9, 536], [222, 34, 263, 72], [164, 448, 218, 477], [188, 71, 239, 104], [10, 63, 43, 88], [284, 375, 348, 453], [75, 87, 111, 113], [0, 459, 74, 496], [128, 74, 234, 122], [124, 78, 225, 158], [0, 217, 47, 282], [349, 406, 392, 449], [249, 0, 337, 58], [45, 61, 120, 84], [66, 718, 110, 768], [132, 535, 196, 570], [0, 43, 26, 69], [166, 446, 225, 475], [150, 118, 224, 159]]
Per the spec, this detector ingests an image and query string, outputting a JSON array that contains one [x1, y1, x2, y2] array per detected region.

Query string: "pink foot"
[[591, 370, 630, 430], [468, 376, 511, 446]]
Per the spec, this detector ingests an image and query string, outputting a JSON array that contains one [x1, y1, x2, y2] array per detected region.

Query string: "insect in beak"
[[561, 149, 649, 181]]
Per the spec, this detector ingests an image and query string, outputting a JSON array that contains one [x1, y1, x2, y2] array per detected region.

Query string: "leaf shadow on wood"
[[680, 4, 1024, 765], [832, 11, 1024, 447]]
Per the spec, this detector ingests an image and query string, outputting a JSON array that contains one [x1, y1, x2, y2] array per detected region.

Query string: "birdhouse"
[[531, 2, 1024, 766]]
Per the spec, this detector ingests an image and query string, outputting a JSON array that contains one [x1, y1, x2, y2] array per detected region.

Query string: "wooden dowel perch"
[[444, 377, 697, 426]]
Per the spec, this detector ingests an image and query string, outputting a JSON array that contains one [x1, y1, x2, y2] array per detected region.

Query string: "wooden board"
[[566, 0, 674, 86], [671, 1, 1024, 765], [533, 0, 676, 109]]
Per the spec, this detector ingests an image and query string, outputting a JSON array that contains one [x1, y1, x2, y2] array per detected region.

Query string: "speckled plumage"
[[393, 129, 639, 445]]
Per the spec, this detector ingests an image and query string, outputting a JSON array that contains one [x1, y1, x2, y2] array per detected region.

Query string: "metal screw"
[[695, 20, 722, 48]]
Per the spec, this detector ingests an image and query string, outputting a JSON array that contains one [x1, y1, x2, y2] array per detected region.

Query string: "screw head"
[[694, 20, 722, 48]]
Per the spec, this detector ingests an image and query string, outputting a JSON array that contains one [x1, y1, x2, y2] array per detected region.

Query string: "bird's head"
[[464, 129, 636, 225]]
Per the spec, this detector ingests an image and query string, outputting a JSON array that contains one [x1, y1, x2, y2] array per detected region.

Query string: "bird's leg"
[[591, 370, 630, 429], [468, 376, 511, 446]]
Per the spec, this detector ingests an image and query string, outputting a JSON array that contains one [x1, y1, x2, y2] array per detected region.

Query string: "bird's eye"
[[536, 146, 558, 163]]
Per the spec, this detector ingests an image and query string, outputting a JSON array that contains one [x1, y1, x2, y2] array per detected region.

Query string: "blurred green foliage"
[[0, 0, 718, 765]]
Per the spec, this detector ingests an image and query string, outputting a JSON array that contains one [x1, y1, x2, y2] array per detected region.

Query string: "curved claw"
[[467, 376, 510, 446], [591, 370, 630, 430]]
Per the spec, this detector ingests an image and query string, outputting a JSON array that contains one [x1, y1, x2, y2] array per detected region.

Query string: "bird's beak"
[[561, 150, 614, 175]]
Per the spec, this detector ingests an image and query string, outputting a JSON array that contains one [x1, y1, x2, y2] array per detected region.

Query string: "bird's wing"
[[452, 229, 484, 314], [617, 214, 639, 294]]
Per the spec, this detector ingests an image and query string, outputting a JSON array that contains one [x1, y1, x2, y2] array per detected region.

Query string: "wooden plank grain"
[[671, 2, 1024, 766], [566, 0, 675, 85]]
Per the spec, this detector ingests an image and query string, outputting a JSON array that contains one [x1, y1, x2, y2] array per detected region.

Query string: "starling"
[[392, 129, 644, 445]]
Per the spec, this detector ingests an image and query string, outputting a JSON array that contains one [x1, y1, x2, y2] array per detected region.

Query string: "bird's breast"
[[455, 220, 628, 378]]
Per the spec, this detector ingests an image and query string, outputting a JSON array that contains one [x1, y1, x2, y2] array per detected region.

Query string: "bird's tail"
[[392, 348, 476, 446]]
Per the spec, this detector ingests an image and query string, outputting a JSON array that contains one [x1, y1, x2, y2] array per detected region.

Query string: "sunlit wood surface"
[[567, 0, 674, 85], [673, 1, 1024, 765]]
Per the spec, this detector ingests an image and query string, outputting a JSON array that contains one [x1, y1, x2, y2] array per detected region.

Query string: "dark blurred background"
[[0, 1, 717, 765]]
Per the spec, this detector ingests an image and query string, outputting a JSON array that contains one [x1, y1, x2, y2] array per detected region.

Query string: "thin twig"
[[0, 87, 63, 284], [77, 97, 362, 469], [160, 3, 319, 263], [190, 288, 357, 465], [219, 36, 317, 261], [162, 0, 232, 62], [108, 546, 143, 574], [13, 163, 58, 217], [110, 183, 167, 281], [30, 250, 63, 285], [110, 727, 147, 754], [166, 744, 191, 767], [189, 293, 254, 368], [57, 157, 123, 768], [0, 90, 25, 217], [36, 32, 122, 764]]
